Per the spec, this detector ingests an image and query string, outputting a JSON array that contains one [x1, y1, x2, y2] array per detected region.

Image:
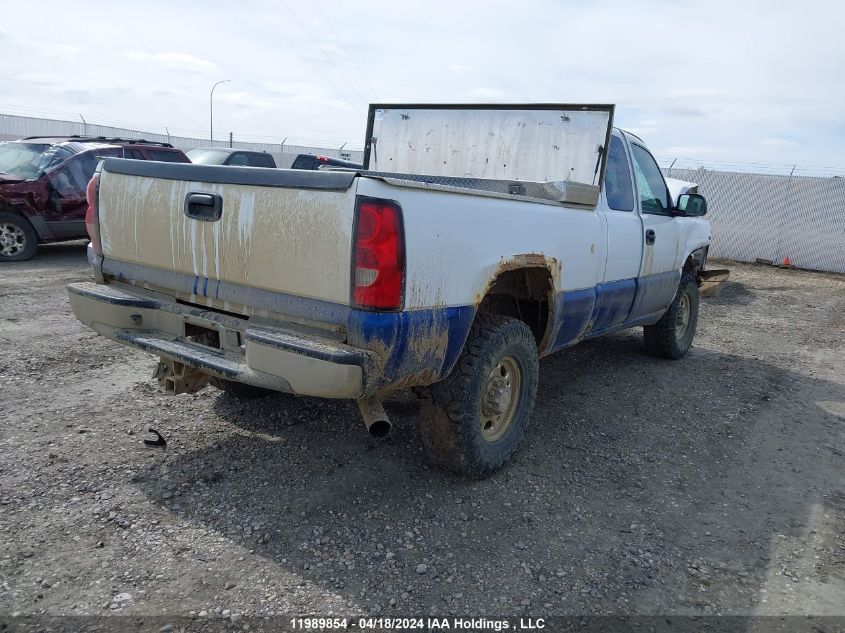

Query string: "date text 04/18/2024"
[[290, 617, 546, 630]]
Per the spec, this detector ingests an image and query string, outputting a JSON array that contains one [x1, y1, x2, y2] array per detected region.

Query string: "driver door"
[[627, 138, 683, 318]]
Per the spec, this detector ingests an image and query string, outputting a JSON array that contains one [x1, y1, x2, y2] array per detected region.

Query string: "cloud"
[[55, 87, 97, 101], [625, 125, 659, 137], [53, 44, 80, 56], [17, 73, 60, 86], [217, 91, 277, 110], [265, 81, 334, 98], [467, 87, 506, 100], [665, 105, 711, 118], [150, 88, 187, 98], [660, 145, 734, 158], [318, 43, 341, 54], [0, 1, 843, 167], [665, 88, 731, 99], [448, 64, 477, 73], [125, 51, 216, 73], [760, 137, 799, 148]]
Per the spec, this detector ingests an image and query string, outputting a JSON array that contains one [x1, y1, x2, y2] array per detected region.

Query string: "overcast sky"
[[1, 0, 843, 168]]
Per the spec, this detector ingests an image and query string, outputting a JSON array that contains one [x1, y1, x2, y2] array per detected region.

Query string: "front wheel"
[[0, 212, 38, 262], [417, 314, 539, 477], [643, 271, 700, 359]]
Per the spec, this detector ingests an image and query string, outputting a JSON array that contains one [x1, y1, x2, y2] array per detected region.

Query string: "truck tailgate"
[[96, 160, 357, 310]]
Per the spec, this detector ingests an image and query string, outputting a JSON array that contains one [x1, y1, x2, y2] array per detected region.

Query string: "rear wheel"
[[0, 212, 37, 262], [643, 272, 699, 359], [417, 314, 539, 477]]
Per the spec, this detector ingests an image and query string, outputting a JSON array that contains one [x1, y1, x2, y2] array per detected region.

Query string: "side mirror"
[[676, 192, 707, 216]]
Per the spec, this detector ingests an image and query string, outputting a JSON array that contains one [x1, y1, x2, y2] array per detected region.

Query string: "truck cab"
[[595, 129, 711, 338]]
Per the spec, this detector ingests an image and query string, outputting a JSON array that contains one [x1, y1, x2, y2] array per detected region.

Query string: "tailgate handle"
[[184, 193, 223, 222]]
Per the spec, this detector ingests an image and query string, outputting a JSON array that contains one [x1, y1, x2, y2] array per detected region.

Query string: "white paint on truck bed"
[[98, 171, 355, 305]]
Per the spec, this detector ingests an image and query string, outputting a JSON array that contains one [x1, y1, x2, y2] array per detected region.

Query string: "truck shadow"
[[706, 280, 756, 306], [0, 240, 88, 269], [130, 331, 845, 615]]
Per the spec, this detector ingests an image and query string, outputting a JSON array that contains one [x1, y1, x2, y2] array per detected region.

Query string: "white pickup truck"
[[68, 104, 723, 477]]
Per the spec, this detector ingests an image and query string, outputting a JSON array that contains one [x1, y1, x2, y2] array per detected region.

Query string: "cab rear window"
[[291, 156, 317, 170], [147, 149, 188, 163], [248, 153, 275, 168]]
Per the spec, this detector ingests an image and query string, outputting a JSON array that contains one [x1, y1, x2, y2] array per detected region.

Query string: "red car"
[[0, 136, 189, 261]]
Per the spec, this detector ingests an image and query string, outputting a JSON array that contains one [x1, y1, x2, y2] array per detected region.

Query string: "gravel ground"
[[1, 242, 843, 619]]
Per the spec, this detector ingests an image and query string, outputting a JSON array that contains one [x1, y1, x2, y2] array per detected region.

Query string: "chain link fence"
[[2, 113, 843, 273], [665, 167, 845, 273]]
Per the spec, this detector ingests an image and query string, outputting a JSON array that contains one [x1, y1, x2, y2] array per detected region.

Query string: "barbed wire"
[[658, 157, 845, 178]]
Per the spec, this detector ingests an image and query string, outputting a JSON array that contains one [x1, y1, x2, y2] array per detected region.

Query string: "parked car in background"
[[24, 136, 190, 163], [186, 148, 276, 168], [290, 153, 362, 170], [116, 142, 190, 163], [0, 138, 123, 261], [0, 137, 189, 261]]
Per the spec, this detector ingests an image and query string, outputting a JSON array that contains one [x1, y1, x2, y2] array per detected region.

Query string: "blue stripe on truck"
[[551, 287, 596, 349], [347, 306, 476, 387], [550, 271, 679, 350], [352, 270, 677, 385], [591, 278, 637, 331], [628, 269, 680, 320], [102, 259, 679, 389]]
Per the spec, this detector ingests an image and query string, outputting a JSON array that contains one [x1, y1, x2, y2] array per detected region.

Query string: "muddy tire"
[[0, 212, 38, 262], [643, 271, 699, 359], [209, 377, 275, 399], [417, 314, 539, 477]]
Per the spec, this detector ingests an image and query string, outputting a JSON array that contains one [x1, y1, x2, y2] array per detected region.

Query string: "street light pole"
[[210, 79, 231, 143]]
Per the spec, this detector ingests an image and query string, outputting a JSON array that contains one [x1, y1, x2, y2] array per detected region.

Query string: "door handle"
[[645, 229, 656, 245], [184, 192, 223, 221]]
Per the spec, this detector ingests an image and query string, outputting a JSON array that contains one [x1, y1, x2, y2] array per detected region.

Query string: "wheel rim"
[[675, 292, 691, 339], [0, 222, 27, 257], [480, 356, 521, 442]]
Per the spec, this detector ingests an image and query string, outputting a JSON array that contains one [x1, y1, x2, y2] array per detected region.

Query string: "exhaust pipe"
[[357, 395, 392, 438]]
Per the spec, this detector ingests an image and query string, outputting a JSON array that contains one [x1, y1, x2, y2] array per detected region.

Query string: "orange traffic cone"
[[780, 256, 792, 269]]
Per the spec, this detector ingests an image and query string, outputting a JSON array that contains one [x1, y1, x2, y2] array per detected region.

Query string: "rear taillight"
[[85, 173, 101, 255], [351, 196, 404, 310]]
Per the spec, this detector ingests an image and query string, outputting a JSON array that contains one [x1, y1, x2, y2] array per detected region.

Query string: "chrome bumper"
[[67, 282, 371, 398]]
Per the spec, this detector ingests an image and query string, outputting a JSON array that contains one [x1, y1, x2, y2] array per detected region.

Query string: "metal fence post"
[[774, 165, 797, 265]]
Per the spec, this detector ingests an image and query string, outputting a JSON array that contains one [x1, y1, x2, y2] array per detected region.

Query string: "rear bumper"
[[67, 282, 372, 398]]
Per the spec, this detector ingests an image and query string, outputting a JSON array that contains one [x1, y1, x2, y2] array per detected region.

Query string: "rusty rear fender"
[[346, 305, 476, 392]]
